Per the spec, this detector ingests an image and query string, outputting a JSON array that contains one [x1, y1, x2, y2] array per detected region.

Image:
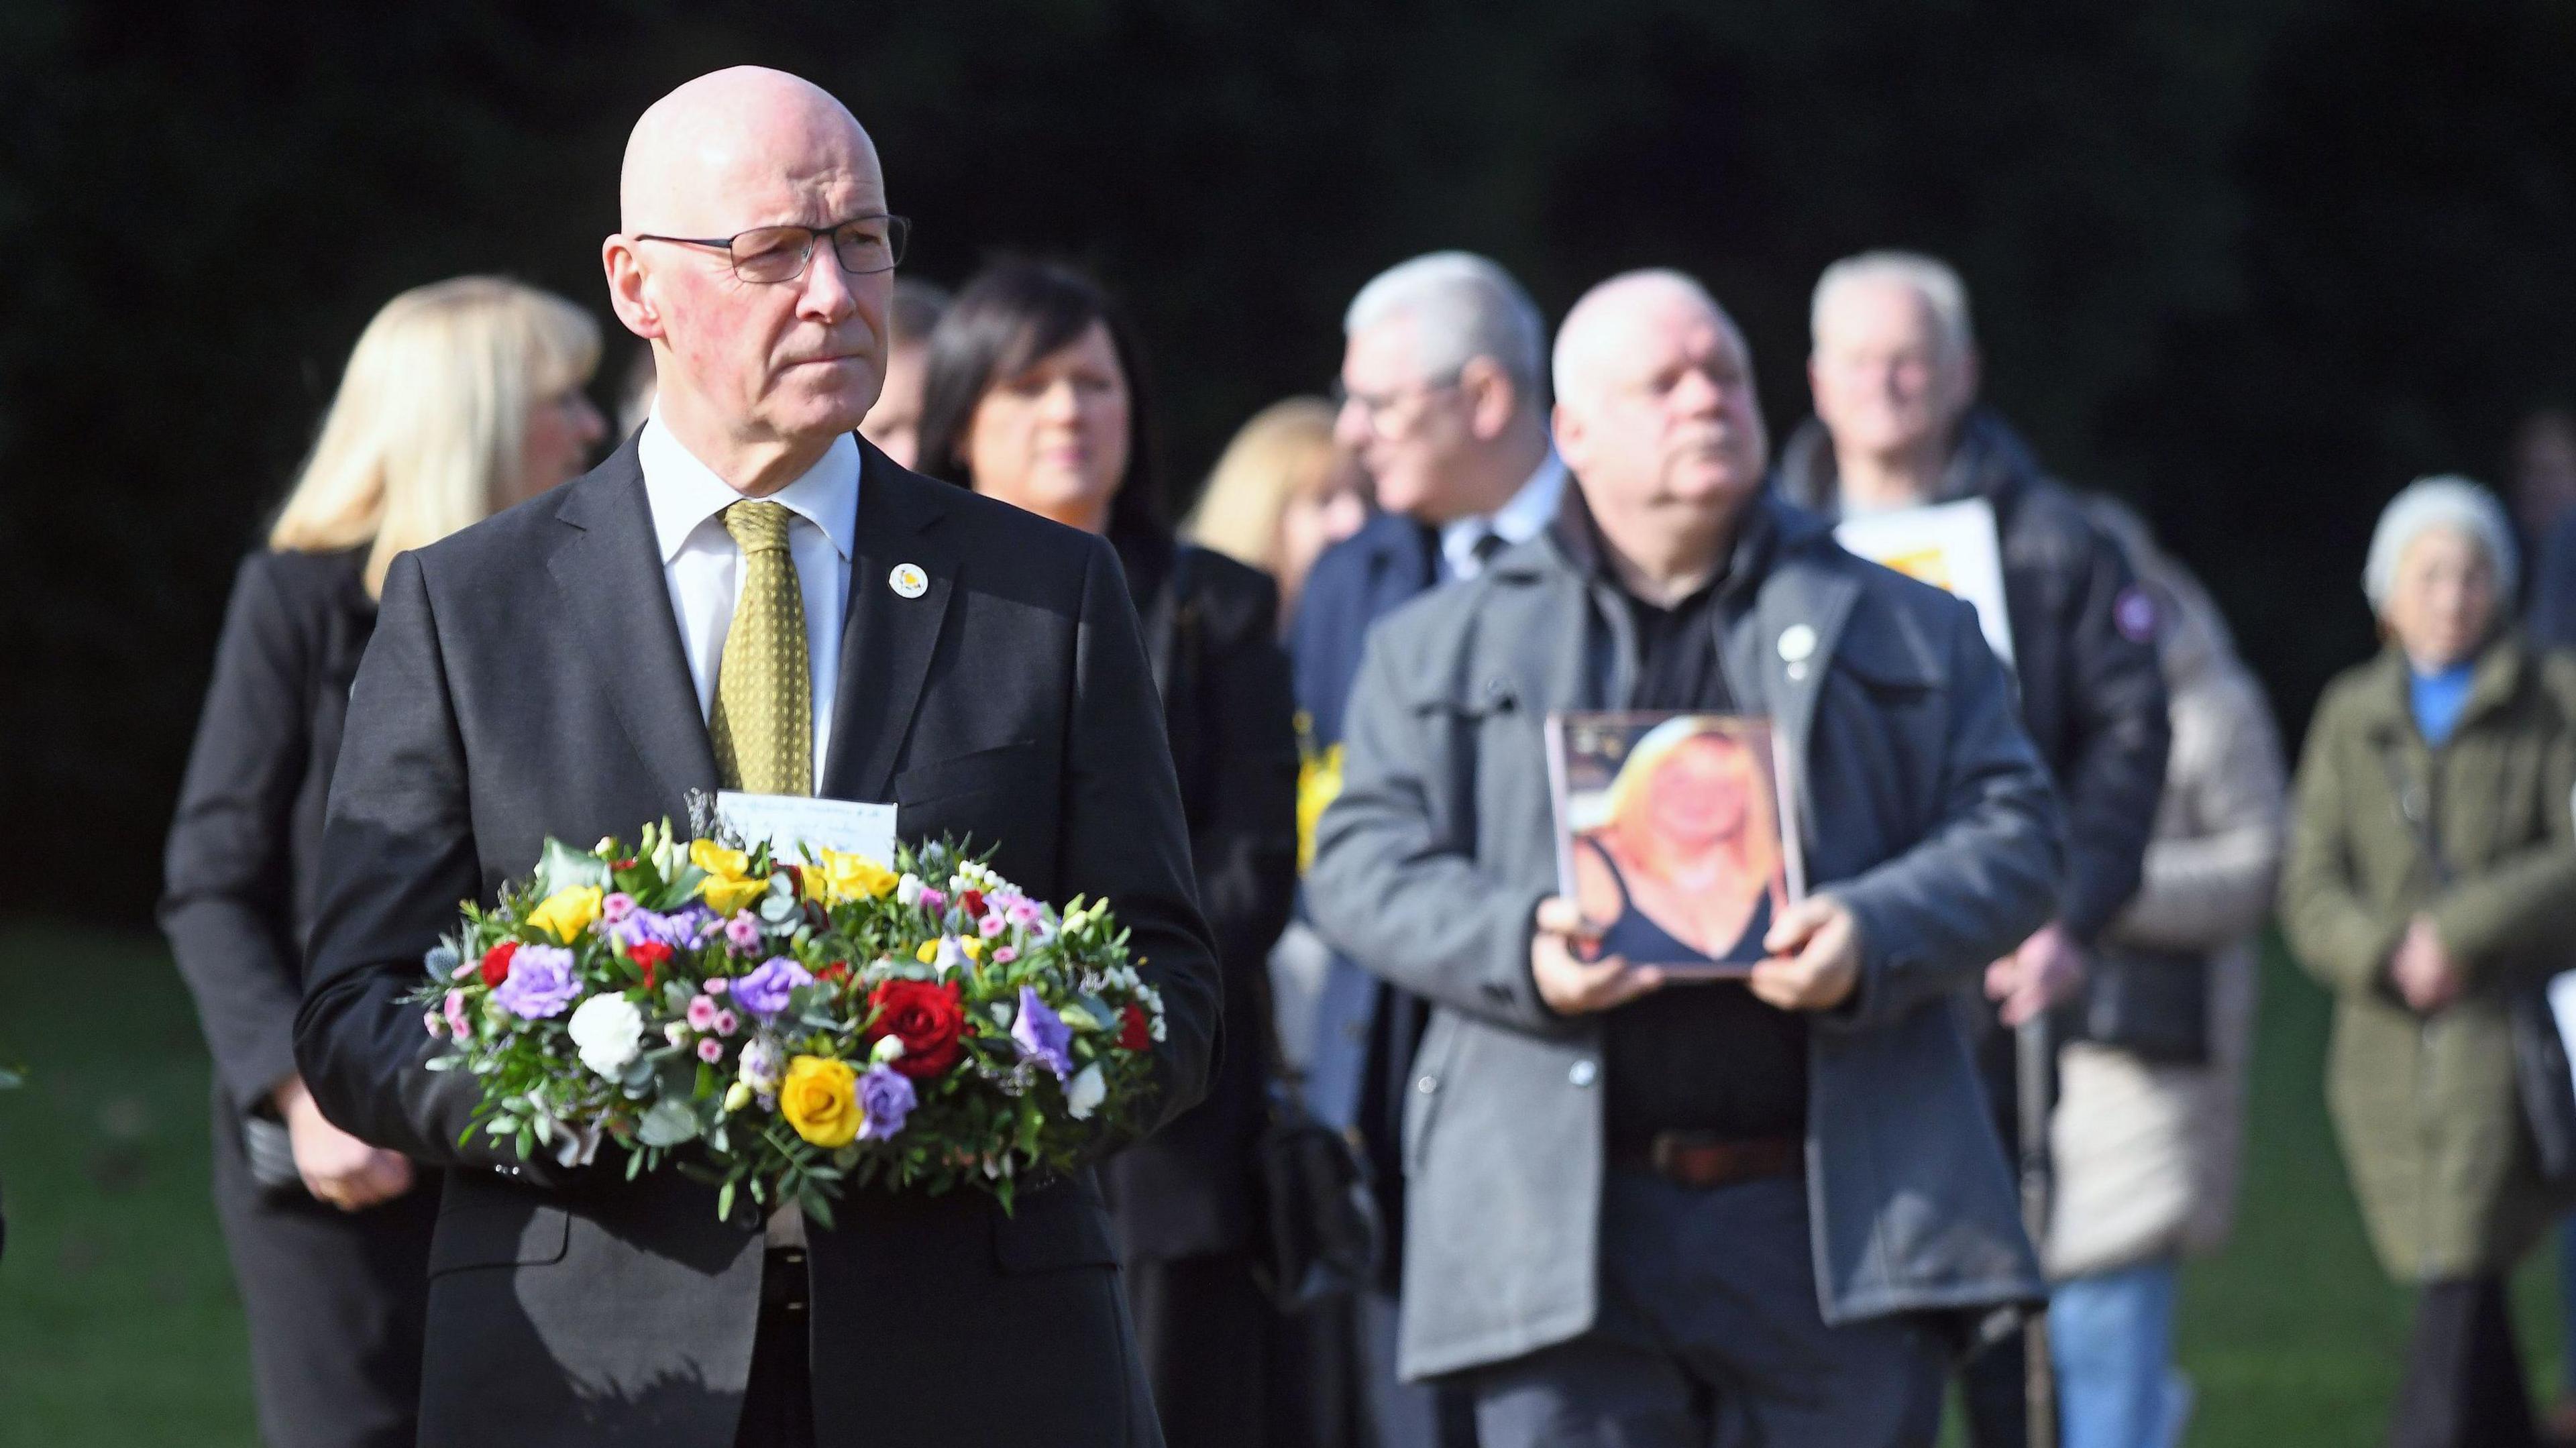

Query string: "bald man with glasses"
[[296, 68, 1217, 1448]]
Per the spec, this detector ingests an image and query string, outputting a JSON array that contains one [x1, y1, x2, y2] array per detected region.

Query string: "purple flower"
[[724, 913, 763, 955], [600, 892, 637, 925], [734, 956, 812, 1019], [1012, 986, 1073, 1081], [686, 995, 720, 1030], [696, 1037, 724, 1064], [738, 1036, 784, 1093], [917, 887, 948, 915], [857, 1064, 917, 1140], [493, 946, 580, 1018], [614, 905, 712, 950]]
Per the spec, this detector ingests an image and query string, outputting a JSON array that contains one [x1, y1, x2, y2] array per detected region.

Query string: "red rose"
[[1116, 1004, 1152, 1052], [867, 979, 967, 1078], [958, 888, 986, 920], [478, 941, 519, 988], [628, 940, 672, 992], [613, 857, 637, 872]]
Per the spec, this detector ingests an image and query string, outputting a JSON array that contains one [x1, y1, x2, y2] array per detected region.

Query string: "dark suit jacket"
[[1105, 531, 1299, 1260], [164, 547, 378, 1117], [1285, 511, 1443, 1288], [294, 436, 1221, 1448]]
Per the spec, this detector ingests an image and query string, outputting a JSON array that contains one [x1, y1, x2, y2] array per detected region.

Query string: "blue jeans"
[[2049, 1258, 2183, 1448]]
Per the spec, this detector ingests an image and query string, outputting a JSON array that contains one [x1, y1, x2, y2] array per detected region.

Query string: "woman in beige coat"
[[2281, 476, 2576, 1448], [2047, 500, 2285, 1448]]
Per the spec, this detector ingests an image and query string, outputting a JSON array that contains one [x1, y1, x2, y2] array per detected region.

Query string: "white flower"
[[567, 994, 645, 1080], [871, 1034, 907, 1066], [663, 1021, 690, 1047], [896, 873, 923, 906], [1065, 1062, 1107, 1119]]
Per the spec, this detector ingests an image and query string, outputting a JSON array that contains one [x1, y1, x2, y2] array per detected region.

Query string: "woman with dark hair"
[[918, 260, 1300, 1448]]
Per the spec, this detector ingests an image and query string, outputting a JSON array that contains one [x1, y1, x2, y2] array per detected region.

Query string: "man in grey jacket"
[[1306, 269, 2065, 1446]]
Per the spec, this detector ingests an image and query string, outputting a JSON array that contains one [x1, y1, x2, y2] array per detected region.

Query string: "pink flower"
[[1006, 899, 1042, 929], [918, 887, 948, 915], [600, 891, 637, 924], [979, 913, 1008, 940], [724, 913, 763, 954], [423, 1009, 445, 1038], [991, 946, 1018, 964], [687, 995, 720, 1030], [713, 1009, 740, 1037], [443, 989, 472, 1040], [704, 977, 731, 996], [696, 1038, 724, 1064]]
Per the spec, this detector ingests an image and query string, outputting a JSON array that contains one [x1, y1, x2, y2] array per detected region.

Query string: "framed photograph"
[[1544, 712, 1803, 981], [1833, 496, 2017, 667]]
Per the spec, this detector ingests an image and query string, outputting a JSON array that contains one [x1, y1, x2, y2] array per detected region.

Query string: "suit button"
[[1415, 1075, 1438, 1095], [1568, 1060, 1598, 1088]]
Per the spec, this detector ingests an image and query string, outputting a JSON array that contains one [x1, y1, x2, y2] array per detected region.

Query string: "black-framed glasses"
[[633, 215, 912, 284]]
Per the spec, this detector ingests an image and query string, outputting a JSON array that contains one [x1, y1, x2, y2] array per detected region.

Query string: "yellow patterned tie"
[[708, 501, 812, 796]]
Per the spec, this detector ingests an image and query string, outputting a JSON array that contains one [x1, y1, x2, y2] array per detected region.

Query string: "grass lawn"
[[0, 917, 2565, 1445]]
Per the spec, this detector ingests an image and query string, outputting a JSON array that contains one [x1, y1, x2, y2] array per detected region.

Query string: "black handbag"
[[2068, 944, 2210, 1065], [1249, 1076, 1383, 1313]]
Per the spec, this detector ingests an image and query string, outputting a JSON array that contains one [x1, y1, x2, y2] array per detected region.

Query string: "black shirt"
[[1559, 500, 1811, 1148]]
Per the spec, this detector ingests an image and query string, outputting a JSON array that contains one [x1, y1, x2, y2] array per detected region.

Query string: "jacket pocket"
[[991, 1176, 1121, 1274], [894, 739, 1042, 806], [426, 1191, 572, 1277]]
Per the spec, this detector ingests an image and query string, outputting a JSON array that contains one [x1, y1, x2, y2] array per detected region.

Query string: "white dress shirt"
[[1438, 452, 1566, 582], [637, 416, 861, 777]]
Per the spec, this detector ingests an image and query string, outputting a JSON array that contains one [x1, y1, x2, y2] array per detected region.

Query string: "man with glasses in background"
[[1289, 251, 1560, 1448], [297, 67, 1218, 1448]]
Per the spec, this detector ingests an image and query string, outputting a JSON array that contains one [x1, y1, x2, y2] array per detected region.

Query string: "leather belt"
[[1611, 1132, 1802, 1189], [762, 1247, 810, 1313]]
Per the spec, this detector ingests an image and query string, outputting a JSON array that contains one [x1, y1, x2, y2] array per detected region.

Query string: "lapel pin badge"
[[889, 563, 928, 600], [1778, 623, 1818, 682]]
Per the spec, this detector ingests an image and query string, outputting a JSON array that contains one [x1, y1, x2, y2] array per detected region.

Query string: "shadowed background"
[[4, 1, 2574, 920]]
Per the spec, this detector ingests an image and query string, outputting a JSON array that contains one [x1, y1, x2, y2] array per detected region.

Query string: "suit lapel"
[[545, 446, 721, 817], [821, 445, 961, 801]]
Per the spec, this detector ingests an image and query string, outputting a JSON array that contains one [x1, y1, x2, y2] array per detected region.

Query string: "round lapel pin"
[[1778, 624, 1817, 663], [889, 563, 928, 599]]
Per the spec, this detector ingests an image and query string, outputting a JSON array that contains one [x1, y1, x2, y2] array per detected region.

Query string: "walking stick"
[[2017, 1014, 2059, 1448]]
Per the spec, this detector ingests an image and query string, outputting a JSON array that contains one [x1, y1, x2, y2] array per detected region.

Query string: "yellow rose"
[[813, 848, 898, 904], [528, 886, 604, 943], [690, 839, 767, 913], [690, 839, 750, 877], [702, 875, 767, 914], [780, 1056, 860, 1148]]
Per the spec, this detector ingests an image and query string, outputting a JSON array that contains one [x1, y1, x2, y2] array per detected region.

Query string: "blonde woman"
[[1570, 719, 1789, 968], [160, 277, 601, 1448], [1183, 396, 1368, 630]]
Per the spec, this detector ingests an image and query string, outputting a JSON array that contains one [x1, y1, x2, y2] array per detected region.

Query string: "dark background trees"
[[5, 0, 2571, 920]]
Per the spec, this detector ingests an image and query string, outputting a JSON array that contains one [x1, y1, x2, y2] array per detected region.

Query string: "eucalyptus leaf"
[[637, 1097, 701, 1147], [535, 836, 612, 896]]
